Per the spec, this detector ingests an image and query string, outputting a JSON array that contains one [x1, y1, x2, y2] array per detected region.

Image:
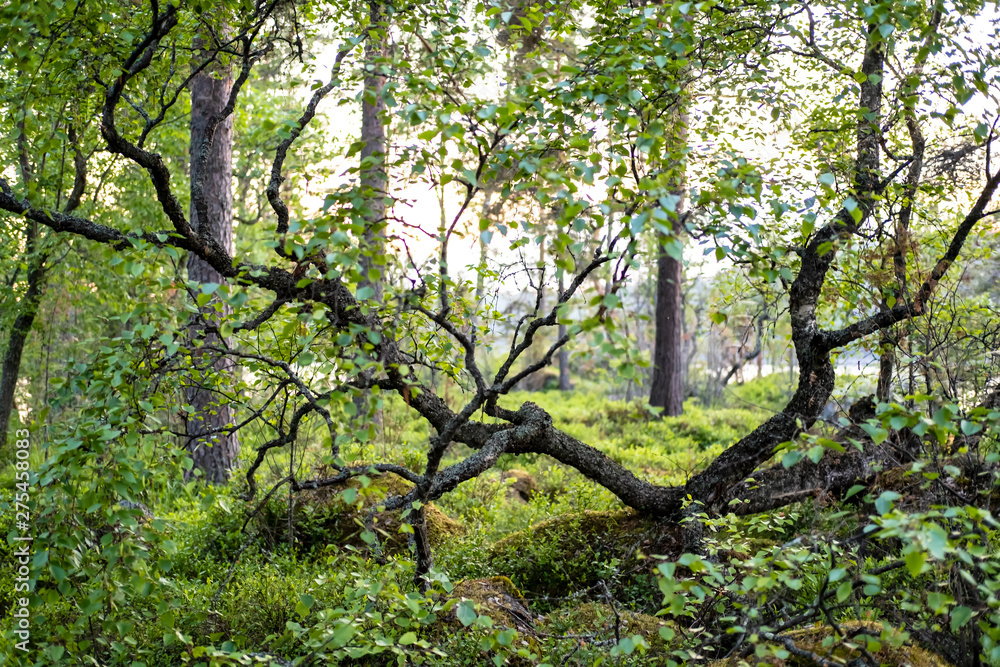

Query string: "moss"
[[489, 510, 681, 601], [259, 470, 463, 556], [708, 621, 953, 666], [426, 504, 464, 539], [451, 577, 535, 632]]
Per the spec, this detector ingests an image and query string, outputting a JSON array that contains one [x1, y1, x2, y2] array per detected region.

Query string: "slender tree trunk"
[[185, 51, 239, 483], [557, 272, 571, 390], [2, 122, 86, 453], [0, 224, 45, 451]]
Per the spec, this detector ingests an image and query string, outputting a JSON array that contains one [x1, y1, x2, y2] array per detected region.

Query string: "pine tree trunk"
[[185, 56, 239, 483]]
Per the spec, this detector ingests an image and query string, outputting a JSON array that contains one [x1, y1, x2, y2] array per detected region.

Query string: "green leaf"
[[399, 631, 417, 645], [951, 605, 973, 631], [960, 420, 982, 436], [844, 484, 866, 500], [456, 600, 478, 627], [874, 490, 901, 515], [782, 451, 803, 468], [927, 591, 948, 614], [905, 550, 926, 577]]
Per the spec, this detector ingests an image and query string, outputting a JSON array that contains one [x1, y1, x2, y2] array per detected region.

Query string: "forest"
[[2, 0, 1000, 664]]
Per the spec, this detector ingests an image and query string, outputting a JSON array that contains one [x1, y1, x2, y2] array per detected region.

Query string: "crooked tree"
[[2, 0, 1000, 606]]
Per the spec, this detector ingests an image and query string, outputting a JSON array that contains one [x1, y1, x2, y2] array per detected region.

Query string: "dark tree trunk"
[[650, 208, 685, 416], [0, 224, 45, 451], [185, 56, 239, 483], [1, 124, 84, 452], [411, 505, 434, 591]]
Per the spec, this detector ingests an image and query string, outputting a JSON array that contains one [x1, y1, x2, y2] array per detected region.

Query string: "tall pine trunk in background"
[[185, 51, 239, 483], [649, 109, 687, 417]]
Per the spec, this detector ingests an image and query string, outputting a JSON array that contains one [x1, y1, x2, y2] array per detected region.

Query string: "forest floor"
[[6, 375, 959, 665]]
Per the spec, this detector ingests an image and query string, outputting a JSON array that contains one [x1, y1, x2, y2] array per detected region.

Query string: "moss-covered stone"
[[451, 576, 535, 633], [489, 510, 681, 601], [871, 457, 1000, 514], [259, 470, 463, 555], [708, 621, 952, 666], [541, 602, 675, 650]]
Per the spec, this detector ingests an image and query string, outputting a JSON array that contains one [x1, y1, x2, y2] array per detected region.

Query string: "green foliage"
[[4, 0, 1000, 662]]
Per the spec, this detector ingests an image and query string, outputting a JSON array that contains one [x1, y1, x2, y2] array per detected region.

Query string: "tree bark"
[[185, 51, 239, 483], [11, 1, 1000, 536]]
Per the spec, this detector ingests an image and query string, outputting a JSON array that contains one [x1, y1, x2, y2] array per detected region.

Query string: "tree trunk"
[[0, 224, 45, 451], [185, 54, 239, 483], [649, 106, 687, 416]]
